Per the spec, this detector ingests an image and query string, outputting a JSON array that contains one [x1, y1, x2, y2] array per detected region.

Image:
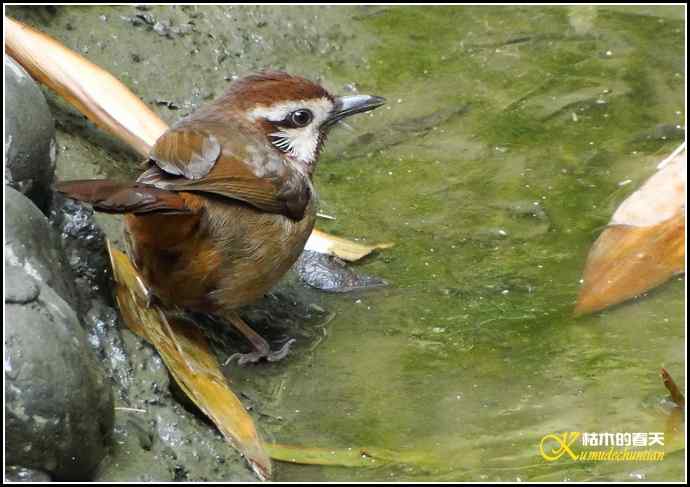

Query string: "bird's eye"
[[289, 109, 313, 127]]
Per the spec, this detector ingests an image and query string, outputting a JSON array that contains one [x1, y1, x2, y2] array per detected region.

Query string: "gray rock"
[[4, 264, 40, 304], [5, 264, 114, 480], [4, 57, 56, 212], [5, 186, 76, 307], [294, 250, 388, 292]]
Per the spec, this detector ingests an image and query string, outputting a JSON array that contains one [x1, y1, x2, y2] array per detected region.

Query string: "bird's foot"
[[226, 338, 296, 366]]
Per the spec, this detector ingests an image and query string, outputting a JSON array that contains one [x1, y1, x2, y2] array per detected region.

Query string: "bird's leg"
[[221, 311, 295, 366]]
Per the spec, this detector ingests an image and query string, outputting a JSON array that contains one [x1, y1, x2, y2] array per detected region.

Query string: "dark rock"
[[82, 303, 135, 398], [5, 186, 76, 307], [5, 265, 114, 480], [51, 195, 113, 302], [4, 465, 52, 482], [294, 250, 388, 292], [4, 57, 56, 212], [5, 187, 114, 480]]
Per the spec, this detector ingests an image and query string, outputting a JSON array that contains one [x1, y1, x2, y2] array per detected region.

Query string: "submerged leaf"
[[108, 243, 271, 480], [266, 443, 440, 468]]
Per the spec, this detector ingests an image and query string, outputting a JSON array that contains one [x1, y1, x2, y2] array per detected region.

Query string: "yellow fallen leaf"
[[108, 243, 271, 480], [305, 229, 394, 262]]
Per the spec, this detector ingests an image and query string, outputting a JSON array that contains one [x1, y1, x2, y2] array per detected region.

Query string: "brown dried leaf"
[[108, 243, 271, 480], [661, 368, 686, 453]]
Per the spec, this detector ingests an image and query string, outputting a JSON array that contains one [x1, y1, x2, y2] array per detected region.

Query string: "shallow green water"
[[10, 5, 685, 481], [261, 6, 687, 482]]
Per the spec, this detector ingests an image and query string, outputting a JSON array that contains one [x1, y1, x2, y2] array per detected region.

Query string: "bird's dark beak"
[[323, 95, 386, 128]]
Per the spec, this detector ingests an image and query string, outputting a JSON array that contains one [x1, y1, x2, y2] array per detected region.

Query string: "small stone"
[[293, 250, 388, 293]]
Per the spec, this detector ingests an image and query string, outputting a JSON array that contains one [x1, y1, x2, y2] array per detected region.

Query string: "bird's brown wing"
[[142, 125, 311, 220], [149, 127, 221, 180]]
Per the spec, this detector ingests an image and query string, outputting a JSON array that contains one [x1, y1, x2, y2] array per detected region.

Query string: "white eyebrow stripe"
[[248, 97, 333, 122]]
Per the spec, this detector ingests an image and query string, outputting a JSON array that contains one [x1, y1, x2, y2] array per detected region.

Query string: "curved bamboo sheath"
[[5, 16, 168, 157]]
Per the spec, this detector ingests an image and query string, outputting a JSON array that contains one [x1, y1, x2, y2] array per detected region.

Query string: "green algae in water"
[[278, 6, 686, 482]]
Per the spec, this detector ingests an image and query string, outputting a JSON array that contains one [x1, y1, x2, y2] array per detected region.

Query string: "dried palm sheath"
[[5, 16, 167, 158], [575, 145, 686, 315]]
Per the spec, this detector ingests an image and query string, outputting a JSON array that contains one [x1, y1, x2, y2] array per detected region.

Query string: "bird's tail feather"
[[55, 179, 192, 214]]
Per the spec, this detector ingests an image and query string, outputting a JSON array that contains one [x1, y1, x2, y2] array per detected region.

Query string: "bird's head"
[[222, 71, 385, 174]]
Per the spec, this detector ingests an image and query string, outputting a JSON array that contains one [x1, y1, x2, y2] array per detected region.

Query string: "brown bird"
[[57, 71, 385, 364]]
